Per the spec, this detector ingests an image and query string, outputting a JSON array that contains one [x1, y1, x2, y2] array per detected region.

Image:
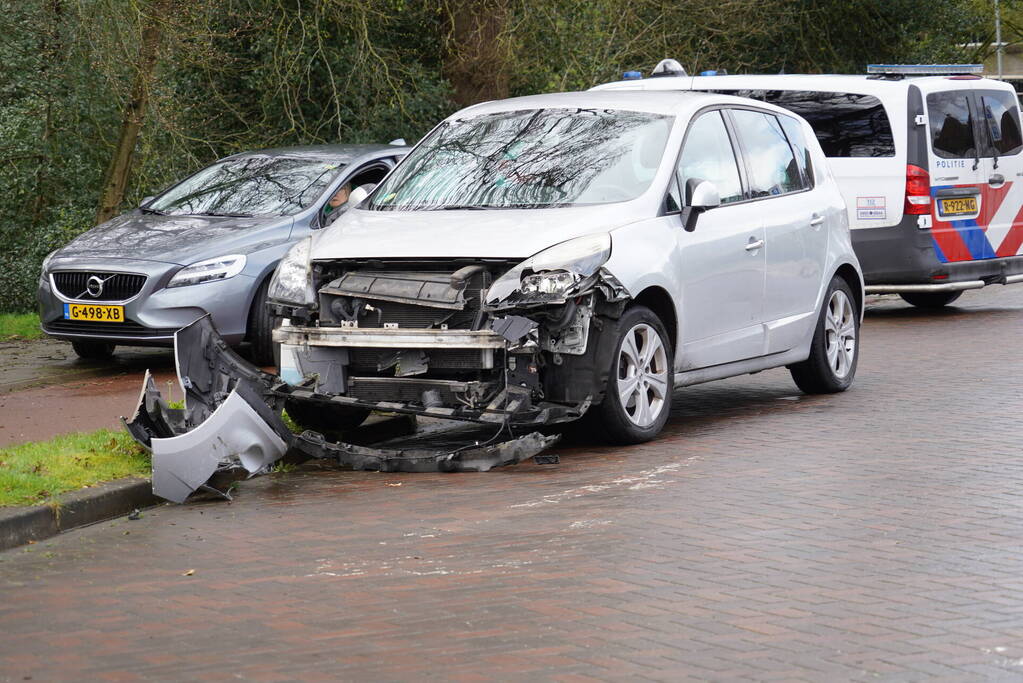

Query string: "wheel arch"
[[631, 286, 678, 352], [833, 262, 864, 318], [243, 263, 279, 341]]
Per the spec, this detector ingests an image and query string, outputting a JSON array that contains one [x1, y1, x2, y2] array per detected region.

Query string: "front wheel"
[[789, 277, 859, 394], [595, 305, 674, 444], [247, 277, 279, 367], [899, 291, 963, 309]]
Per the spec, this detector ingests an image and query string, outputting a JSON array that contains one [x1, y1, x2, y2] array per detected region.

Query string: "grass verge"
[[0, 429, 149, 507], [0, 312, 43, 341]]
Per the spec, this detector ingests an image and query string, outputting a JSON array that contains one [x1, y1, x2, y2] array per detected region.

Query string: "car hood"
[[55, 212, 289, 265], [310, 205, 644, 260]]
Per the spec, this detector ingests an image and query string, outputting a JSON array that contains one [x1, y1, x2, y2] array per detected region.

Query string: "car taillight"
[[905, 164, 931, 215]]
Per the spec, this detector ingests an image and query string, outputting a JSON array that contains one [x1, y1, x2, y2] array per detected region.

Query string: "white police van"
[[594, 61, 1023, 307]]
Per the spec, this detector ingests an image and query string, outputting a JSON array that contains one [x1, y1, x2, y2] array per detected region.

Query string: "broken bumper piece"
[[123, 315, 558, 503]]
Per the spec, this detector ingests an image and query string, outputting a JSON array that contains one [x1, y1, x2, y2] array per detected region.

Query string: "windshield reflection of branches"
[[151, 157, 345, 216], [373, 109, 671, 210]]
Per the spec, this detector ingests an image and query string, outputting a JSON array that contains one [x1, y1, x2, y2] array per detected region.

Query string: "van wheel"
[[71, 340, 115, 360], [247, 277, 279, 367], [789, 277, 858, 394], [284, 397, 370, 434], [899, 291, 963, 308], [596, 305, 673, 444]]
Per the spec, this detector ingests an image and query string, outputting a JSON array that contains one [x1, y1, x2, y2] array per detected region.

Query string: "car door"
[[924, 89, 992, 263], [975, 88, 1023, 258], [676, 109, 767, 369], [729, 109, 826, 354]]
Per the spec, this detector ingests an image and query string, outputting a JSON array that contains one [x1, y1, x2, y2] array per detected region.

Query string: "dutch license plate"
[[938, 196, 978, 217], [63, 303, 124, 323]]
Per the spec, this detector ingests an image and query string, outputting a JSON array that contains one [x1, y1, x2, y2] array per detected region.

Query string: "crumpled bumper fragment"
[[123, 315, 558, 503]]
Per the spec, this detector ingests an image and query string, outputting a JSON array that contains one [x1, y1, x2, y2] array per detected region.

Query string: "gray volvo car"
[[37, 143, 407, 363]]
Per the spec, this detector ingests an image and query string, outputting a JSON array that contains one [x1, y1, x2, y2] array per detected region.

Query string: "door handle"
[[809, 214, 825, 228], [745, 238, 764, 252], [989, 173, 1005, 185]]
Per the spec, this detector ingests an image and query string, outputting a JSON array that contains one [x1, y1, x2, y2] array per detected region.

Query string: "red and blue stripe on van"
[[929, 183, 1023, 262]]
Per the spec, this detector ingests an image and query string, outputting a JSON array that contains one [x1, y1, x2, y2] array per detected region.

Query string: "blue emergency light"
[[622, 71, 643, 80], [866, 64, 984, 76]]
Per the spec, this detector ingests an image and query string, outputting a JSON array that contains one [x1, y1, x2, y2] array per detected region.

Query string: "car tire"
[[71, 340, 115, 360], [595, 305, 674, 445], [247, 277, 279, 367], [284, 397, 370, 434], [789, 276, 859, 394], [899, 291, 963, 308]]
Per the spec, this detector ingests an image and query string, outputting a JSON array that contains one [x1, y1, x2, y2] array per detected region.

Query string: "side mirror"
[[348, 183, 376, 208], [682, 179, 720, 232], [388, 138, 407, 146]]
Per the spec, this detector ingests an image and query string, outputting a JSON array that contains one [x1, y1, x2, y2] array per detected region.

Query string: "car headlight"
[[168, 254, 247, 288], [486, 233, 612, 304], [268, 238, 315, 306]]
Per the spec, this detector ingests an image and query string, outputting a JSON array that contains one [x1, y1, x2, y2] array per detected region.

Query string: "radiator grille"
[[52, 271, 147, 302]]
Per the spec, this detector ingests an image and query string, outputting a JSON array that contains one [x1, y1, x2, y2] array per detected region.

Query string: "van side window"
[[730, 110, 803, 198], [978, 91, 1023, 156], [927, 92, 977, 159], [778, 116, 814, 189], [707, 90, 895, 158], [677, 111, 744, 204]]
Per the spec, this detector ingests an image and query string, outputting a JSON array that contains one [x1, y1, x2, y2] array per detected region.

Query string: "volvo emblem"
[[86, 275, 105, 298]]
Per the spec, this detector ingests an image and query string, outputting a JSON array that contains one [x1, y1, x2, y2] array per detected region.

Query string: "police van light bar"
[[866, 64, 984, 76]]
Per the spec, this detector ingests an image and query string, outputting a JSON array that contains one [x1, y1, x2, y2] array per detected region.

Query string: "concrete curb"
[[0, 477, 160, 552]]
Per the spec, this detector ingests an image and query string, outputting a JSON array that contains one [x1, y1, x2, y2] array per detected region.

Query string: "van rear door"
[[975, 88, 1023, 259], [924, 90, 993, 263]]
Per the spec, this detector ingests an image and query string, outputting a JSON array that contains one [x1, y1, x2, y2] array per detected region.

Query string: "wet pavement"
[[1, 286, 1023, 680]]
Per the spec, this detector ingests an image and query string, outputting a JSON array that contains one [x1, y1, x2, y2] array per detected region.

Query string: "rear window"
[[927, 91, 977, 159], [978, 90, 1023, 156], [705, 89, 895, 158]]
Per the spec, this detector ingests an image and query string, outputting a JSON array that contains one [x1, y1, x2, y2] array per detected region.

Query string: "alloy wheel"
[[824, 289, 856, 379], [616, 323, 669, 428]]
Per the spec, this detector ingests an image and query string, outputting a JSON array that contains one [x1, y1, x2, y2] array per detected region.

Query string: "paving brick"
[[2, 287, 1023, 680]]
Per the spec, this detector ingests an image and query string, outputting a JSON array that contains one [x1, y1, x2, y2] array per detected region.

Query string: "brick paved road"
[[2, 287, 1023, 681]]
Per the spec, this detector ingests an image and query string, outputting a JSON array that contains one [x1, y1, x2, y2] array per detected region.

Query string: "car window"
[[368, 108, 673, 210], [927, 91, 978, 159], [731, 110, 803, 198], [149, 156, 347, 217], [677, 111, 744, 204], [778, 115, 813, 189], [978, 90, 1023, 157], [704, 90, 895, 158]]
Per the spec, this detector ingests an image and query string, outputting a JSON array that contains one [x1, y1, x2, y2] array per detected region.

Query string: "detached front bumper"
[[124, 316, 559, 502]]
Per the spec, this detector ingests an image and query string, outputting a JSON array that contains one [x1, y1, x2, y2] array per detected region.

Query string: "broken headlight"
[[487, 233, 611, 304], [268, 237, 315, 306]]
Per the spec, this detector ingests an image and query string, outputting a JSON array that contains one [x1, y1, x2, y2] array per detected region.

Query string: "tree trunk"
[[31, 0, 63, 224], [94, 2, 167, 224], [442, 0, 511, 108]]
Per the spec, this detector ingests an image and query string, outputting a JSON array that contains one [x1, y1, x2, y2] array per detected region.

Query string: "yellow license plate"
[[63, 303, 125, 323], [938, 197, 978, 216]]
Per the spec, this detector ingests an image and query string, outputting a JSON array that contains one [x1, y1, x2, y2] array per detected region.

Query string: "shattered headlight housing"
[[487, 233, 611, 304], [268, 237, 315, 306]]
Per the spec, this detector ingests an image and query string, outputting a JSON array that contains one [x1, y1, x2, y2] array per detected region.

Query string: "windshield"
[[368, 108, 673, 210], [149, 156, 347, 217]]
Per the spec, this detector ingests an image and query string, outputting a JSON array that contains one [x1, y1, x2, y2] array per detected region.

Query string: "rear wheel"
[[247, 277, 279, 367], [284, 397, 370, 434], [71, 340, 115, 360], [899, 291, 963, 309], [596, 305, 673, 445], [789, 277, 858, 394]]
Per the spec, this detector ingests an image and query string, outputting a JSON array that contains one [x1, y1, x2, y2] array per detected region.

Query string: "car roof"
[[224, 143, 405, 163], [452, 90, 727, 119], [594, 73, 1016, 97]]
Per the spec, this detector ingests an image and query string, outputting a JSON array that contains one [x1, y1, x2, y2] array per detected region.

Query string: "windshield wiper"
[[140, 207, 166, 215], [198, 211, 255, 218], [437, 205, 489, 210]]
